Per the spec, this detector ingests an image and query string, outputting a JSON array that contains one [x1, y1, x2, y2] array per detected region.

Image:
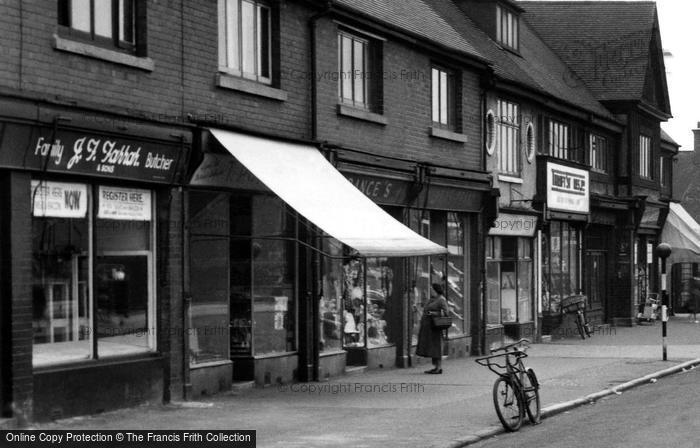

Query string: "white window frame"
[[338, 30, 371, 110], [431, 66, 455, 129], [548, 120, 570, 160], [639, 135, 652, 179], [496, 4, 519, 50], [590, 134, 608, 173], [218, 0, 272, 85], [60, 0, 138, 50], [660, 156, 668, 187], [32, 186, 157, 367], [497, 99, 520, 175]]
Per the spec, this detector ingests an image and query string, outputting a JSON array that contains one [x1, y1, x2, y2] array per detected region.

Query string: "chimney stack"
[[695, 122, 700, 152]]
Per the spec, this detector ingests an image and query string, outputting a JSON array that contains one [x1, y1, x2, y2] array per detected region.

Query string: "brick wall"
[[182, 0, 313, 140], [314, 18, 484, 172], [0, 1, 185, 120], [8, 172, 34, 424]]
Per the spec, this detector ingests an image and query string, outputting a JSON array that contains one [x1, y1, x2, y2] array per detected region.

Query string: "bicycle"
[[475, 338, 541, 432], [561, 295, 592, 339]]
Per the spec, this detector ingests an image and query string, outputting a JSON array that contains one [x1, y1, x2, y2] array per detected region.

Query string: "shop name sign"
[[489, 213, 538, 237], [0, 124, 182, 183], [35, 135, 174, 174], [546, 162, 589, 213], [31, 180, 88, 218]]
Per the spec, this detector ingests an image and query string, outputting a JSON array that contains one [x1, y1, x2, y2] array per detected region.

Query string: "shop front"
[[485, 212, 538, 348], [538, 160, 590, 338], [0, 103, 188, 421], [586, 197, 625, 325], [339, 162, 488, 367], [186, 129, 447, 391]]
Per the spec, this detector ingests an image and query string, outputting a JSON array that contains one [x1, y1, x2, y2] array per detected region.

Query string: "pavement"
[[33, 315, 700, 447]]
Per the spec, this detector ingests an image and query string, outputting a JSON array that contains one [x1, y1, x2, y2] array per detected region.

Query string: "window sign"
[[31, 180, 88, 218], [546, 162, 589, 213], [98, 186, 152, 221]]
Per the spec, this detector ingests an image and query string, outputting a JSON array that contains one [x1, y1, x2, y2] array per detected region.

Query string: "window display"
[[542, 221, 581, 313], [366, 257, 392, 347], [409, 210, 470, 339], [188, 191, 230, 364], [485, 237, 533, 324], [228, 194, 297, 356], [32, 180, 156, 367], [342, 258, 365, 348]]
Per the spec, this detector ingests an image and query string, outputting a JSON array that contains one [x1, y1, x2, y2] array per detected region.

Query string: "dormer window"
[[496, 4, 519, 51]]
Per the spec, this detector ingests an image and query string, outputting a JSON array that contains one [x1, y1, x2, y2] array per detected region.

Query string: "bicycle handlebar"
[[489, 338, 531, 354]]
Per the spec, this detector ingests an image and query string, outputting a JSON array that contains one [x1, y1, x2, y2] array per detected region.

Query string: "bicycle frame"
[[476, 339, 541, 430]]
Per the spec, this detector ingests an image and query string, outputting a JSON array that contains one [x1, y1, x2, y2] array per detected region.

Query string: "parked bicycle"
[[561, 294, 592, 339], [475, 338, 540, 432]]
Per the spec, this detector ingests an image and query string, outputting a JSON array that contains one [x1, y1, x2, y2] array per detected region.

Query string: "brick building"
[[0, 0, 675, 424]]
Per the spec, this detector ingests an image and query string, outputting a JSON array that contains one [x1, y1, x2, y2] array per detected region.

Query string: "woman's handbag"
[[431, 311, 452, 330]]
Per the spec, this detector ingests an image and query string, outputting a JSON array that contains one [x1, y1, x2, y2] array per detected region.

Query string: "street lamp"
[[655, 243, 672, 361]]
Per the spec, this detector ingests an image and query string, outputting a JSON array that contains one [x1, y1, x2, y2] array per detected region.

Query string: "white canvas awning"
[[209, 129, 448, 257], [661, 202, 700, 265]]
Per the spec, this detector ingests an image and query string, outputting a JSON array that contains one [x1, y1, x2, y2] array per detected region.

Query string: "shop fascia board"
[[0, 92, 192, 144], [333, 147, 492, 188]]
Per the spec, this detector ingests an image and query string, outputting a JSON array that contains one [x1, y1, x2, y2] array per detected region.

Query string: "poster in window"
[[31, 180, 88, 218], [98, 186, 152, 221]]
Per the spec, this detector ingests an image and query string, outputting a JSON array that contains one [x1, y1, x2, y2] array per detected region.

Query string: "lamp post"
[[655, 243, 672, 361]]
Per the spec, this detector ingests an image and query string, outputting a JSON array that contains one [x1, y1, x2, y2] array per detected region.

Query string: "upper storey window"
[[496, 4, 519, 51], [219, 0, 272, 84], [58, 0, 141, 54]]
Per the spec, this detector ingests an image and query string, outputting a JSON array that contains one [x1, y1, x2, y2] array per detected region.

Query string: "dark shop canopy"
[[209, 128, 448, 257], [661, 202, 700, 265]]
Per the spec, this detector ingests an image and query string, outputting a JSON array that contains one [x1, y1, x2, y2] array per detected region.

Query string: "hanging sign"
[[31, 180, 88, 218], [97, 186, 152, 221], [546, 162, 589, 213]]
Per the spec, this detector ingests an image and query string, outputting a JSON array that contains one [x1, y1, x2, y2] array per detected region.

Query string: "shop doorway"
[[585, 250, 608, 323]]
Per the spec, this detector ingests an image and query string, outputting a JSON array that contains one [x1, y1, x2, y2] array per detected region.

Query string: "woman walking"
[[416, 283, 449, 374]]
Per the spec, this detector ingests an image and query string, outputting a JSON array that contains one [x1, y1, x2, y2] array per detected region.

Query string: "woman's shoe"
[[425, 368, 442, 374]]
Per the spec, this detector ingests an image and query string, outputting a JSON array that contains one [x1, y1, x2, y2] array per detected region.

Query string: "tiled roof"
[[660, 128, 680, 147], [333, 0, 486, 62], [425, 0, 614, 119], [519, 1, 658, 102]]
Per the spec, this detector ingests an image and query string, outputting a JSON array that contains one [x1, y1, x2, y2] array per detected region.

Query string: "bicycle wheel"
[[521, 368, 541, 424], [575, 312, 586, 340], [492, 377, 523, 431]]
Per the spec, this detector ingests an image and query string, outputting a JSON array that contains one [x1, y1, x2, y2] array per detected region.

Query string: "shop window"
[[338, 30, 381, 112], [32, 181, 156, 367], [497, 100, 520, 176], [336, 255, 395, 350], [320, 240, 344, 353], [188, 192, 231, 365], [431, 66, 457, 130], [229, 195, 296, 356], [485, 237, 533, 324], [542, 221, 581, 314], [408, 210, 470, 339], [218, 0, 273, 84], [57, 0, 143, 54]]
